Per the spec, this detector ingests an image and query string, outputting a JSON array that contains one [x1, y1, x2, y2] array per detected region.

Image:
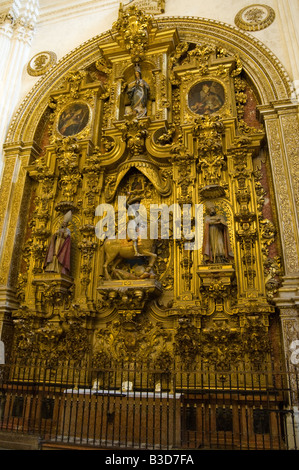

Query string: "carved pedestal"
[[199, 184, 226, 199], [197, 264, 235, 289], [0, 287, 18, 362], [32, 273, 74, 314], [98, 279, 162, 312], [32, 273, 73, 295], [197, 264, 235, 320]]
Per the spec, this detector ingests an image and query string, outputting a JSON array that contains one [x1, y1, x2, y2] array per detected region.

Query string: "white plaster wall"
[[21, 6, 119, 99], [155, 0, 298, 88]]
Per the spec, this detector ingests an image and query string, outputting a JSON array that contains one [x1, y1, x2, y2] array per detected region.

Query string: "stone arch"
[[4, 16, 293, 146]]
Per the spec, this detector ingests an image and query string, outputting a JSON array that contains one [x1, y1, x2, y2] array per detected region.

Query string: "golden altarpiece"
[[0, 7, 298, 394]]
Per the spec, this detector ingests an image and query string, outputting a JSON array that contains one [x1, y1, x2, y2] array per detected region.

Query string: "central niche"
[[104, 169, 159, 281], [120, 62, 155, 120]]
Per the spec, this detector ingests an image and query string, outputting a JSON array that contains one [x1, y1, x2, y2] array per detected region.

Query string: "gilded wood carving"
[[0, 7, 289, 373]]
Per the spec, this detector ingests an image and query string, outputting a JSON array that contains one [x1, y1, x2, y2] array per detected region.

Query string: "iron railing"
[[0, 360, 298, 450]]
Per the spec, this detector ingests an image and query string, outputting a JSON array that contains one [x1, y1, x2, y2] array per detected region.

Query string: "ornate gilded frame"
[[185, 77, 229, 120], [53, 100, 92, 140]]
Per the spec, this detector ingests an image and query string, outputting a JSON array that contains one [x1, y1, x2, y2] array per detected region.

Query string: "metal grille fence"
[[0, 360, 298, 450]]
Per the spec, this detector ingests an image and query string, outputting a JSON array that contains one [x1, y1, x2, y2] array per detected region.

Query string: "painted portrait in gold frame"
[[57, 102, 90, 137], [188, 81, 225, 115]]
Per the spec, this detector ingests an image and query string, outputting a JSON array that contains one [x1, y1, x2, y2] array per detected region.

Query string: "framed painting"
[[188, 81, 225, 115], [57, 102, 90, 137]]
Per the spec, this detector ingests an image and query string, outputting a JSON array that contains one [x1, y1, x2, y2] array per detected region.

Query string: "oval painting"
[[58, 102, 90, 137], [188, 81, 225, 115]]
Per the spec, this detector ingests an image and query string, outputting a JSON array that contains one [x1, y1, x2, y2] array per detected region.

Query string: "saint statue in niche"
[[202, 205, 234, 264], [44, 211, 72, 275], [126, 196, 148, 257], [58, 102, 89, 136], [188, 81, 224, 115], [126, 65, 150, 118]]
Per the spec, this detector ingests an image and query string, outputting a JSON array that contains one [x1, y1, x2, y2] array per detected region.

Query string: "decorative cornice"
[[0, 287, 19, 313], [0, 2, 20, 27], [12, 16, 35, 43], [258, 99, 299, 117], [0, 2, 38, 42], [38, 0, 119, 25], [274, 275, 299, 309]]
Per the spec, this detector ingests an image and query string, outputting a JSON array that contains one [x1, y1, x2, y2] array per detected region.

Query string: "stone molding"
[[38, 0, 119, 25]]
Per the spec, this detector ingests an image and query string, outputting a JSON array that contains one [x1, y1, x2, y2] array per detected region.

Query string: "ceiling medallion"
[[234, 4, 275, 31], [27, 51, 57, 77]]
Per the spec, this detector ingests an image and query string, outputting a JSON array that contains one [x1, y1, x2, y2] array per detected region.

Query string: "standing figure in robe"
[[126, 198, 148, 257], [202, 205, 234, 264], [127, 65, 150, 118], [44, 211, 72, 275]]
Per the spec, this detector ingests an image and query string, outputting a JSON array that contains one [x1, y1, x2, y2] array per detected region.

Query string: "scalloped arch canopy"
[[5, 16, 292, 145]]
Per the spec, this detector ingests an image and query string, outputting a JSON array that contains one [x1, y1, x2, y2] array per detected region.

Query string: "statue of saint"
[[127, 65, 150, 118], [126, 198, 147, 256], [44, 211, 72, 275], [202, 205, 234, 264]]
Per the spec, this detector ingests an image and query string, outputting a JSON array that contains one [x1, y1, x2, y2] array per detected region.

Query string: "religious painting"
[[57, 102, 90, 137], [188, 81, 225, 115]]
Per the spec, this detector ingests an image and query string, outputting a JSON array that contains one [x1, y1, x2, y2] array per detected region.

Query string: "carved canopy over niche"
[[6, 7, 287, 369]]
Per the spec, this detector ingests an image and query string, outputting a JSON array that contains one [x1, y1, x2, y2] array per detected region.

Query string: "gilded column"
[[259, 101, 299, 375], [0, 0, 39, 179], [0, 142, 39, 360]]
